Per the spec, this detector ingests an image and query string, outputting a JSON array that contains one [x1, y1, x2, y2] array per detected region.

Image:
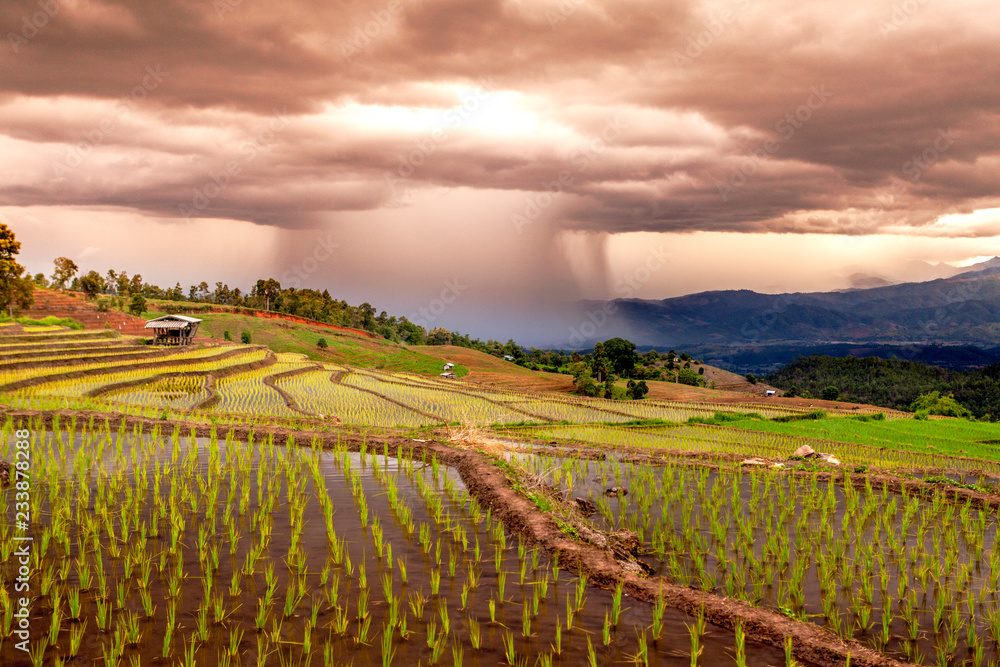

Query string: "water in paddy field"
[[512, 451, 1000, 665], [0, 425, 796, 667]]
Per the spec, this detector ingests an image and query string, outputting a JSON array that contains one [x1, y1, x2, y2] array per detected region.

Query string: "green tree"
[[51, 256, 79, 290], [241, 330, 252, 344], [821, 386, 840, 401], [253, 278, 281, 311], [0, 224, 32, 315], [317, 337, 329, 349], [128, 293, 146, 317], [745, 373, 758, 384], [79, 270, 105, 299], [113, 270, 130, 295], [591, 342, 610, 382], [603, 337, 637, 377], [427, 327, 452, 345]]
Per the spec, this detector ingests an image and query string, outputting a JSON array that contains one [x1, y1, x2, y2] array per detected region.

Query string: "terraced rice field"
[[211, 354, 313, 418], [0, 421, 794, 667], [342, 372, 542, 425], [278, 370, 439, 428], [103, 376, 212, 411], [22, 349, 270, 398], [0, 345, 241, 387], [0, 346, 155, 363], [512, 452, 1000, 665]]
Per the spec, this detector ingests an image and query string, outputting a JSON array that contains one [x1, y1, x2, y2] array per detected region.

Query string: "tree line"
[[766, 354, 1000, 420], [40, 256, 548, 358]]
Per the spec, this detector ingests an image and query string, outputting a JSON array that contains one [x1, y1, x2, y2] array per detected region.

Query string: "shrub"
[[773, 410, 827, 423], [126, 293, 146, 317], [677, 368, 704, 387], [7, 315, 83, 329], [241, 330, 251, 344], [745, 374, 758, 384], [223, 330, 232, 341], [317, 337, 328, 349], [626, 379, 649, 400], [909, 391, 972, 418], [575, 375, 600, 397]]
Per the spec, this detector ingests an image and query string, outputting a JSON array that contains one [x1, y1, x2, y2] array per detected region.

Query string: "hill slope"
[[25, 289, 148, 335]]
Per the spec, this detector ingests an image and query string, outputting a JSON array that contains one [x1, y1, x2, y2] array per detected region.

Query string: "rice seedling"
[[686, 608, 706, 667]]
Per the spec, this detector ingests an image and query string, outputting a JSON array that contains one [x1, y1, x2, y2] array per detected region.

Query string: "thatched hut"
[[145, 315, 202, 345]]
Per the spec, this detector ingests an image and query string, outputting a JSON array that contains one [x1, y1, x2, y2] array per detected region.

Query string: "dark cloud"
[[1, 0, 999, 237]]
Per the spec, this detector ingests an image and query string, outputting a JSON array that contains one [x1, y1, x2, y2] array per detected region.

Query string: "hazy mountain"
[[956, 257, 1000, 276], [844, 273, 896, 290], [570, 263, 1000, 368], [838, 257, 1000, 290]]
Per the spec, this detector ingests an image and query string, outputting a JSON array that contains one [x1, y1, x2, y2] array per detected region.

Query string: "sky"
[[2, 0, 1000, 344]]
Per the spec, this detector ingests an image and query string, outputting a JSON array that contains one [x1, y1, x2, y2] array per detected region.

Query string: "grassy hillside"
[[411, 345, 575, 392], [150, 311, 468, 377]]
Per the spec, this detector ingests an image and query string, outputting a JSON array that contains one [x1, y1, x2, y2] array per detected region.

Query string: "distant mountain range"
[[572, 257, 1000, 373], [844, 257, 1000, 290]]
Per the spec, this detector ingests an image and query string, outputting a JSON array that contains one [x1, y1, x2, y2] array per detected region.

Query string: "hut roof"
[[145, 315, 202, 329]]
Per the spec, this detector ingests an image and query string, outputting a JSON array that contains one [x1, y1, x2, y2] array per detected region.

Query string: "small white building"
[[440, 372, 457, 379], [765, 390, 777, 397], [503, 355, 514, 361], [443, 362, 454, 371]]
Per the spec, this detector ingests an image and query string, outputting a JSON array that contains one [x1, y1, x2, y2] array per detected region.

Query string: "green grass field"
[[698, 413, 1000, 462]]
